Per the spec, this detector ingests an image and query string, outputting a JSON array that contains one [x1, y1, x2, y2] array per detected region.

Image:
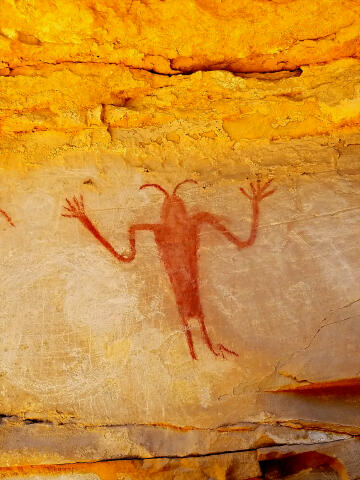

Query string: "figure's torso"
[[154, 216, 202, 318]]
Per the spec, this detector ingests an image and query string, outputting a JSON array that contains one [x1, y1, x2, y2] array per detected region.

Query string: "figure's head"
[[139, 180, 198, 221]]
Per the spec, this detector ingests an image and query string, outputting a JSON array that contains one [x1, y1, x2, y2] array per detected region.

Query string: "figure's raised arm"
[[62, 195, 156, 263], [192, 179, 275, 249]]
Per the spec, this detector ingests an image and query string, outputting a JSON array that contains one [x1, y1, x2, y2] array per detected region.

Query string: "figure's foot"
[[213, 343, 239, 359], [197, 318, 238, 359]]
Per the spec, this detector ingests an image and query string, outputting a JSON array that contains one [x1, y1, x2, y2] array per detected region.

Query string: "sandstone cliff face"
[[0, 1, 360, 479]]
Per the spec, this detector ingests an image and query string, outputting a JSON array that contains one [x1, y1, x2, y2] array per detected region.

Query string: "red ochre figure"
[[62, 179, 275, 360]]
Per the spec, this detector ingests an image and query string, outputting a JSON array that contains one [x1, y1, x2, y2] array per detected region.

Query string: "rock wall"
[[0, 1, 360, 479]]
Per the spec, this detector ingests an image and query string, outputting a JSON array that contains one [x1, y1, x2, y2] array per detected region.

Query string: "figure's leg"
[[198, 312, 238, 358], [197, 312, 219, 356], [181, 316, 197, 360]]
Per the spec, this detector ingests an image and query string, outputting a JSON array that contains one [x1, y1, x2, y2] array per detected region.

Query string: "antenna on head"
[[173, 179, 198, 195], [139, 184, 169, 197]]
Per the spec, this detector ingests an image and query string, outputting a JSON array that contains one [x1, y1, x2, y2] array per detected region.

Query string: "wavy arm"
[[78, 216, 156, 263], [192, 200, 259, 249]]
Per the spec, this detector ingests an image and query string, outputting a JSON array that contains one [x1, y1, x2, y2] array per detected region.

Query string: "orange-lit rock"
[[0, 452, 261, 480], [1, 0, 360, 74]]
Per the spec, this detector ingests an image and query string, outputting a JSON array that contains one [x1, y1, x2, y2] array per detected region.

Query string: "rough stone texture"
[[0, 1, 360, 479], [258, 438, 360, 479], [0, 452, 261, 480], [1, 0, 360, 74]]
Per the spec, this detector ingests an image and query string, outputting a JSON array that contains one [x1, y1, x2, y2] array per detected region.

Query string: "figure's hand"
[[62, 195, 87, 220], [239, 179, 275, 203]]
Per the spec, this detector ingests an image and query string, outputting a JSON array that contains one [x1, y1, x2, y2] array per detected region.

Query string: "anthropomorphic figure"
[[62, 179, 275, 359]]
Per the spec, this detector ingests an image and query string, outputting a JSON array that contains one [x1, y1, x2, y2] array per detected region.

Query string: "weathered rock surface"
[[1, 0, 360, 74], [0, 452, 262, 480], [0, 0, 359, 479]]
